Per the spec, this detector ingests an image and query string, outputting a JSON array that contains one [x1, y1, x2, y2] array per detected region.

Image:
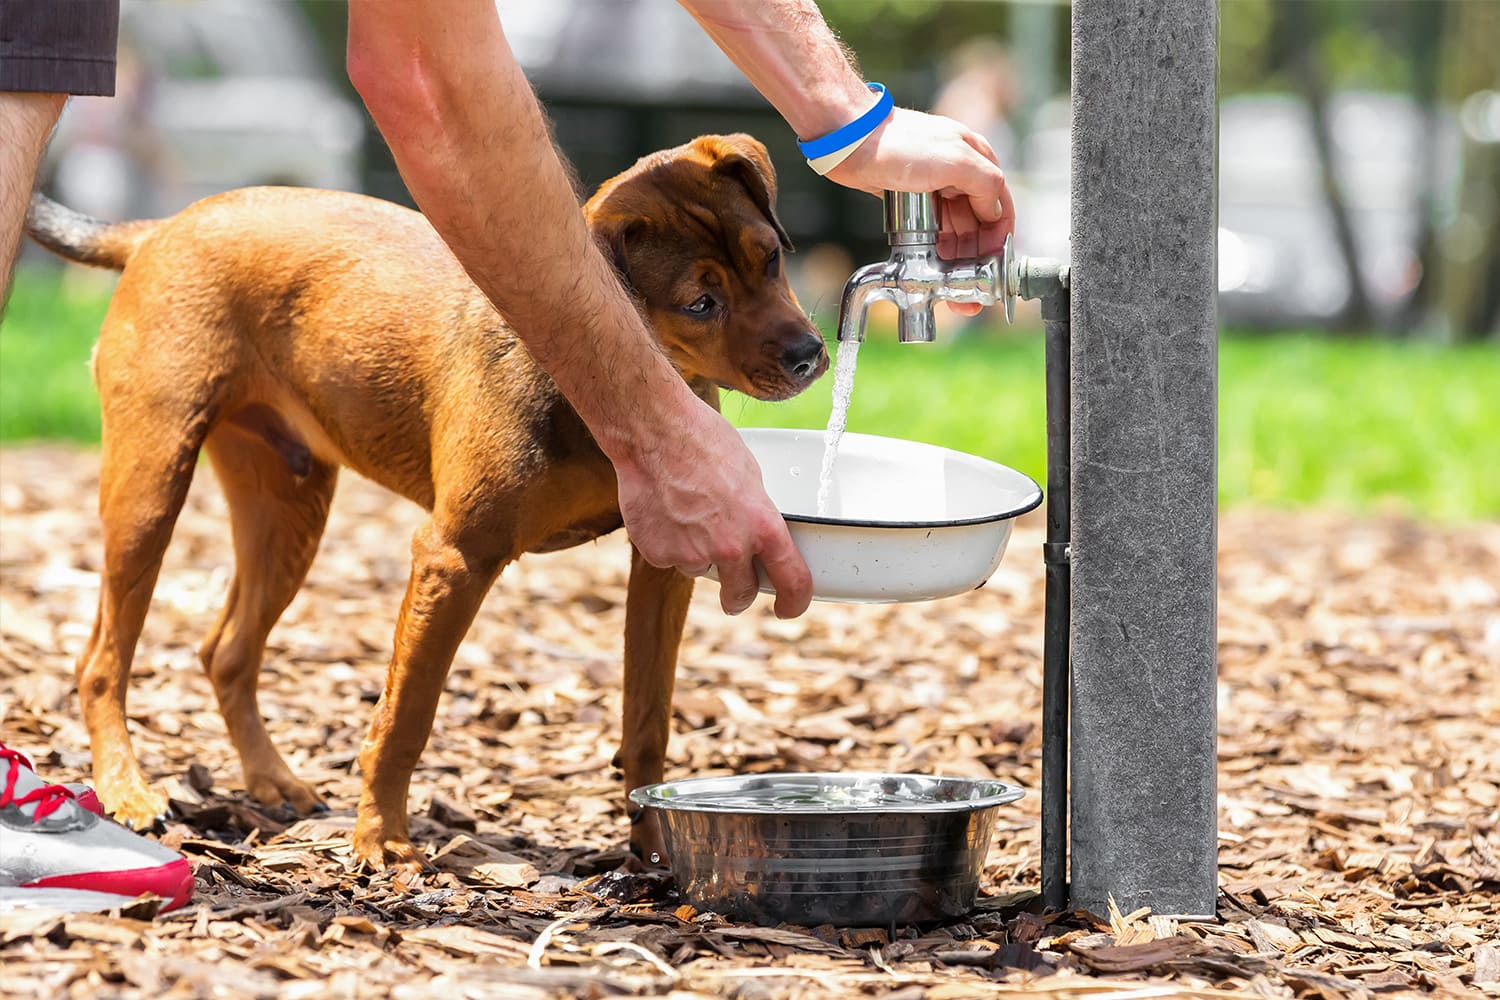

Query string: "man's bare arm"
[[678, 0, 1015, 261], [346, 0, 811, 617], [347, 2, 680, 457]]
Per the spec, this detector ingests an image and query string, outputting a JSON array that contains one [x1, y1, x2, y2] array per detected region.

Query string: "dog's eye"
[[766, 248, 781, 277], [683, 295, 718, 317]]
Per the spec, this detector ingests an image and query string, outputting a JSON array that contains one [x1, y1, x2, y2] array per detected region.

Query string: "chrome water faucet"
[[837, 190, 1026, 342]]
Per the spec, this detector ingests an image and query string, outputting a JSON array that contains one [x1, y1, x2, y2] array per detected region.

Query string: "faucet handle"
[[883, 191, 939, 246], [1001, 232, 1018, 324]]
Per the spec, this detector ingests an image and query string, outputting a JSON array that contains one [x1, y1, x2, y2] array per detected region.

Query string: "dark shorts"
[[0, 0, 119, 96]]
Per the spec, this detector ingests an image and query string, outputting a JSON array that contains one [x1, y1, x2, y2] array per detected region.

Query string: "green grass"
[[728, 332, 1500, 521], [1, 268, 111, 441], [4, 265, 1496, 519]]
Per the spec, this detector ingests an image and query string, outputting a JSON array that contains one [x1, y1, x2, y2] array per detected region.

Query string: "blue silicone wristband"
[[796, 83, 893, 160]]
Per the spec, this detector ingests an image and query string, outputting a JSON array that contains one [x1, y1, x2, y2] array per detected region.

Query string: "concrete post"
[[1068, 0, 1219, 917]]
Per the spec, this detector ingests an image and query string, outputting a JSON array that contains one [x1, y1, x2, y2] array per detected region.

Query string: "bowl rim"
[[629, 771, 1027, 815], [739, 427, 1044, 529]]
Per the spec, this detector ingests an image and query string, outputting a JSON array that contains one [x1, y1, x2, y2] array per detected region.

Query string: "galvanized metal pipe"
[[1040, 285, 1072, 913]]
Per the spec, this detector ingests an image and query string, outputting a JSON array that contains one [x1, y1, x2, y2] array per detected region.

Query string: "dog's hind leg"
[[616, 545, 694, 866], [199, 419, 337, 816], [79, 406, 210, 830]]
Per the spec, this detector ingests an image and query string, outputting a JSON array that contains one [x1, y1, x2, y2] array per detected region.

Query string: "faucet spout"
[[835, 260, 891, 343]]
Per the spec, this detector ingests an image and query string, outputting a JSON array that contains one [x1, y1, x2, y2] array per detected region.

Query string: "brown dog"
[[26, 134, 827, 870]]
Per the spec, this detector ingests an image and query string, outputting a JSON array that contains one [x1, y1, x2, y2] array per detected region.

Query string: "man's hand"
[[827, 108, 1013, 316], [615, 392, 812, 619], [828, 106, 1015, 275], [676, 1, 1016, 314]]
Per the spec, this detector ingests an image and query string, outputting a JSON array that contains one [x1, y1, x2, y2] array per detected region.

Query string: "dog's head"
[[585, 134, 828, 402]]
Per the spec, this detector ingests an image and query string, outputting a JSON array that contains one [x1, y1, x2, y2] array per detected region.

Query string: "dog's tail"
[[25, 193, 157, 271]]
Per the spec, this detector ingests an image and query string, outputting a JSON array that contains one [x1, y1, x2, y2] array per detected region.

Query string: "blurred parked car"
[[41, 0, 364, 223], [1016, 91, 1463, 329]]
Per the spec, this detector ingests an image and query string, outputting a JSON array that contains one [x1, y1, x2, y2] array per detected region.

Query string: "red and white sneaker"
[[0, 744, 193, 914], [65, 784, 104, 817]]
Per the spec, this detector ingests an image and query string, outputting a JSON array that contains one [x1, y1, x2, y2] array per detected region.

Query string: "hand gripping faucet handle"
[[883, 191, 1019, 324], [834, 193, 1022, 342], [883, 191, 939, 246]]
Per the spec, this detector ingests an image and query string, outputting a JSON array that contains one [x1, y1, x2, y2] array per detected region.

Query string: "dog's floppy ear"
[[593, 213, 645, 295], [705, 134, 794, 252]]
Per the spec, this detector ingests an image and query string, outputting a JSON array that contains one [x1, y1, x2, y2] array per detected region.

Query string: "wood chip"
[[1476, 943, 1500, 987], [1069, 935, 1202, 973], [3, 448, 1497, 998], [430, 834, 540, 888], [401, 925, 531, 960]]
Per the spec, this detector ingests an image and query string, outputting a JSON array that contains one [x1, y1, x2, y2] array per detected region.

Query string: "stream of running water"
[[815, 338, 861, 517]]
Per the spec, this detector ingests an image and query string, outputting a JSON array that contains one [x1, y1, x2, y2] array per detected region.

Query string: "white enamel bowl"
[[739, 428, 1042, 604]]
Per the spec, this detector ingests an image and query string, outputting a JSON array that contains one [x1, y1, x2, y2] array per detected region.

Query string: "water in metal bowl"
[[630, 773, 1024, 927]]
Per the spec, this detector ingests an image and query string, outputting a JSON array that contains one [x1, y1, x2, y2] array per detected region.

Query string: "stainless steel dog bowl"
[[630, 772, 1024, 927]]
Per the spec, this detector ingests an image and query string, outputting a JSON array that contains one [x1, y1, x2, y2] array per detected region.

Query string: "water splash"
[[816, 338, 861, 516]]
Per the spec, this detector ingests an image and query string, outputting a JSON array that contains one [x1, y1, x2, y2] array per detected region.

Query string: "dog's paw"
[[628, 831, 669, 870], [623, 845, 669, 874], [245, 769, 324, 816], [100, 782, 171, 831], [628, 806, 668, 869], [352, 829, 432, 875]]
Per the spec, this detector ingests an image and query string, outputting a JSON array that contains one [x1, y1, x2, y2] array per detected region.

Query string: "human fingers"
[[977, 223, 1009, 259], [953, 132, 1008, 226], [937, 228, 957, 261], [987, 173, 1017, 252], [969, 188, 1014, 258], [962, 126, 1001, 168], [627, 530, 676, 570], [961, 169, 1006, 226], [714, 554, 762, 616], [939, 203, 985, 311], [941, 194, 981, 261], [967, 133, 1016, 256], [757, 521, 812, 619], [935, 193, 992, 315]]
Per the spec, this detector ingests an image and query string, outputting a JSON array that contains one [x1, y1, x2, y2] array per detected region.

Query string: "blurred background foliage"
[[822, 0, 1500, 339], [817, 0, 1495, 99], [4, 0, 1497, 518], [301, 0, 1500, 340]]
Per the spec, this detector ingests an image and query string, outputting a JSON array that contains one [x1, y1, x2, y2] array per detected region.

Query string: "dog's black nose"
[[781, 334, 826, 380]]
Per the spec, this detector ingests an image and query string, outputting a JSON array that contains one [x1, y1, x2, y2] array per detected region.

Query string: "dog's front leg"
[[353, 518, 506, 873], [615, 544, 694, 865]]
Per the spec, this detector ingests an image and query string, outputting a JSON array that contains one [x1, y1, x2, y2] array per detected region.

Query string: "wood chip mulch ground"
[[1, 445, 1496, 999]]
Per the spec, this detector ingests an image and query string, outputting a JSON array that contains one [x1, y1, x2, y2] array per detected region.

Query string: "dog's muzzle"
[[780, 334, 827, 381]]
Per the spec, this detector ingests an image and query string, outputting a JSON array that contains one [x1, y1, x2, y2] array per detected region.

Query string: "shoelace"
[[0, 746, 78, 821]]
